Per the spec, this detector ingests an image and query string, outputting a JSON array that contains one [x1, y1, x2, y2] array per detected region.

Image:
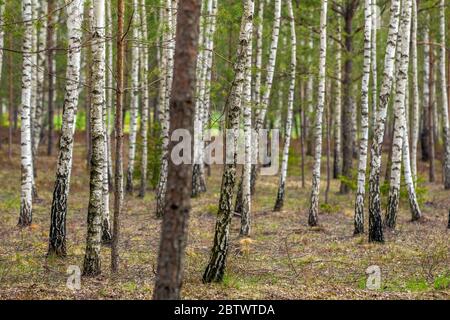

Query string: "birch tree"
[[438, 0, 450, 189], [18, 0, 34, 227], [203, 0, 254, 283], [385, 0, 412, 230], [410, 0, 419, 180], [371, 0, 378, 132], [83, 0, 106, 276], [48, 0, 84, 256], [274, 0, 296, 212], [239, 0, 254, 236], [139, 0, 150, 197], [354, 0, 372, 235], [156, 0, 176, 217], [126, 0, 140, 194], [307, 0, 328, 227], [333, 20, 342, 179], [368, 0, 401, 242], [249, 0, 281, 194], [32, 1, 47, 158]]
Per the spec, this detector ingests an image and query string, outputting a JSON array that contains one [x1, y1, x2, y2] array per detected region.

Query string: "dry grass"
[[0, 131, 449, 300]]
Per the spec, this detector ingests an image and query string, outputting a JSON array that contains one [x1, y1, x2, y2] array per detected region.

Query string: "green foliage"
[[338, 171, 357, 192], [433, 275, 450, 290], [320, 203, 340, 214]]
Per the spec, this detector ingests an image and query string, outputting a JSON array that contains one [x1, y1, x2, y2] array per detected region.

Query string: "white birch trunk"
[[139, 0, 150, 197], [333, 20, 342, 179], [308, 0, 328, 227], [274, 0, 296, 212], [18, 0, 34, 227], [156, 0, 176, 217], [410, 0, 419, 180], [240, 0, 254, 236], [354, 0, 372, 235], [385, 0, 412, 230], [368, 0, 401, 242], [48, 0, 84, 256], [371, 0, 378, 132], [439, 0, 450, 189], [32, 1, 47, 157], [83, 0, 106, 276], [126, 0, 141, 193]]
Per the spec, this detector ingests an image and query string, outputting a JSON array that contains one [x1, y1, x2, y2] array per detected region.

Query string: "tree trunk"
[[308, 0, 328, 227], [368, 0, 401, 243], [126, 0, 140, 194], [333, 20, 342, 180], [18, 0, 34, 227], [340, 0, 359, 194], [48, 0, 84, 256], [83, 0, 106, 277], [47, 0, 55, 156], [156, 0, 176, 218], [429, 48, 436, 182], [354, 0, 372, 235], [152, 0, 200, 300], [438, 0, 450, 189], [410, 0, 419, 181], [421, 16, 430, 162], [274, 0, 296, 212], [111, 0, 125, 274], [203, 0, 254, 283], [138, 0, 150, 198], [385, 0, 412, 230]]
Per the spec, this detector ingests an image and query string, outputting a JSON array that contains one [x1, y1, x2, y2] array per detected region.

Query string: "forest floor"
[[0, 129, 449, 300]]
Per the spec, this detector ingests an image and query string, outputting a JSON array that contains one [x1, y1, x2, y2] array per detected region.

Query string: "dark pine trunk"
[[153, 0, 201, 300]]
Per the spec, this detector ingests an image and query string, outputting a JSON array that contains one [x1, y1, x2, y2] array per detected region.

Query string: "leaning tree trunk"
[[156, 0, 176, 218], [308, 0, 328, 227], [203, 0, 254, 283], [106, 0, 114, 192], [83, 0, 106, 277], [333, 20, 342, 179], [410, 0, 419, 181], [354, 0, 372, 235], [47, 0, 84, 257], [126, 0, 140, 194], [138, 0, 150, 198], [385, 0, 413, 230], [152, 0, 201, 300], [439, 0, 450, 189], [274, 0, 296, 212], [18, 0, 34, 227], [368, 0, 401, 243]]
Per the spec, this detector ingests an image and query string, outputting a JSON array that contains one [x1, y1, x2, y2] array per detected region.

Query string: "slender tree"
[[18, 0, 34, 227], [410, 0, 419, 180], [156, 0, 176, 217], [438, 0, 450, 189], [333, 20, 342, 179], [47, 0, 84, 256], [126, 0, 140, 194], [385, 0, 412, 230], [83, 0, 106, 276], [421, 14, 430, 162], [203, 0, 254, 283], [308, 0, 328, 227], [153, 0, 201, 300], [47, 0, 55, 156], [138, 0, 150, 198], [274, 0, 296, 212], [354, 0, 372, 235], [111, 0, 125, 274], [368, 0, 401, 242]]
